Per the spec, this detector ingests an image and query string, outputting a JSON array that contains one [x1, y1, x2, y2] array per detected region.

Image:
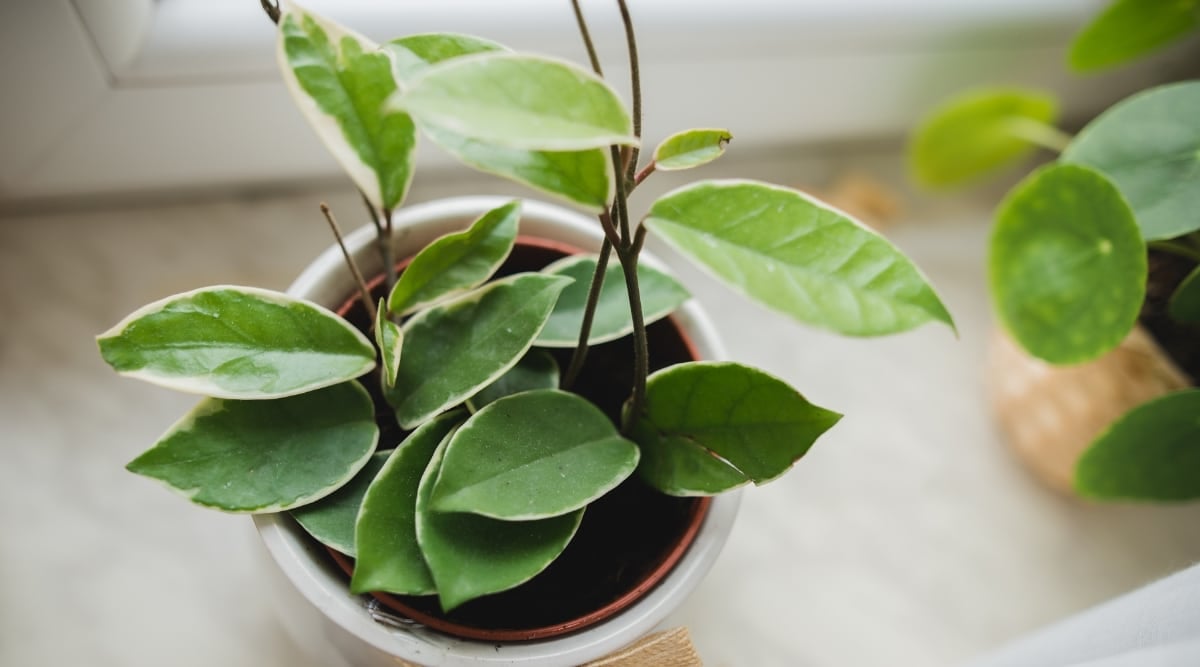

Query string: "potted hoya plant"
[[909, 0, 1200, 502], [97, 1, 954, 664]]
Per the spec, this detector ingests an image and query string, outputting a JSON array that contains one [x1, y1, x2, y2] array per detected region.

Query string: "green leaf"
[[909, 87, 1060, 188], [386, 273, 573, 429], [1076, 390, 1200, 501], [387, 200, 520, 316], [351, 411, 463, 596], [374, 301, 402, 388], [534, 254, 691, 347], [290, 451, 387, 557], [645, 180, 955, 337], [391, 52, 637, 151], [990, 164, 1146, 365], [1068, 0, 1200, 72], [1169, 264, 1200, 323], [97, 286, 376, 399], [126, 382, 378, 513], [386, 34, 612, 212], [653, 128, 732, 171], [1062, 81, 1200, 241], [467, 349, 559, 411], [417, 435, 584, 611], [632, 363, 841, 496], [432, 390, 638, 520], [278, 9, 416, 211]]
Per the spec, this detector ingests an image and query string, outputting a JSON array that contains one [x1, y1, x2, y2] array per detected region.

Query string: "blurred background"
[[2, 1, 1198, 666]]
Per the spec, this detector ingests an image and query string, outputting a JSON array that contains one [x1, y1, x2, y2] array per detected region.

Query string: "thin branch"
[[617, 243, 649, 434], [598, 210, 623, 248], [611, 146, 631, 242], [570, 0, 604, 77], [562, 238, 614, 389], [616, 0, 643, 184], [1150, 239, 1200, 263], [320, 203, 378, 323], [1005, 117, 1073, 154], [381, 208, 397, 294], [633, 161, 656, 189], [259, 0, 281, 25]]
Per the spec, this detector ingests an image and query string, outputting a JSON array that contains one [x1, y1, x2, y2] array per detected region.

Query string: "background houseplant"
[[96, 0, 953, 659], [909, 0, 1200, 501]]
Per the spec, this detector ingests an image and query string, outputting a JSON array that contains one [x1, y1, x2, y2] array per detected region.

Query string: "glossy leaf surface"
[[290, 451, 387, 557], [534, 254, 690, 347], [386, 273, 572, 429], [1062, 81, 1200, 240], [645, 180, 954, 336], [387, 200, 520, 315], [909, 87, 1059, 188], [632, 362, 841, 496], [98, 286, 376, 399], [653, 128, 732, 171], [126, 382, 378, 513], [467, 349, 559, 411], [432, 390, 638, 520], [374, 302, 402, 388], [1069, 0, 1199, 72], [1076, 390, 1200, 501], [990, 164, 1146, 364], [387, 32, 506, 83], [417, 436, 584, 611], [351, 411, 463, 595], [278, 9, 415, 211]]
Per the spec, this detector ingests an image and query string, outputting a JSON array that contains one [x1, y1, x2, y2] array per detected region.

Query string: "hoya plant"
[[909, 0, 1200, 502], [98, 1, 954, 613]]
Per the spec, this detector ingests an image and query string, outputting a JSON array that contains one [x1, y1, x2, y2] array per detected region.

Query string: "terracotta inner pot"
[[315, 235, 711, 642]]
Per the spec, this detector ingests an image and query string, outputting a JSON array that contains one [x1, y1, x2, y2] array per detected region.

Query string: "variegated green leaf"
[[386, 33, 507, 83], [653, 128, 732, 171], [467, 349, 559, 411], [374, 301, 402, 388], [290, 451, 388, 557]]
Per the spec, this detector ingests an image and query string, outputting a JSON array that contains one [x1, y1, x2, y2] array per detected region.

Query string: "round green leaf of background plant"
[[1169, 265, 1200, 324], [1062, 81, 1200, 241], [1068, 0, 1199, 72], [990, 164, 1146, 365], [1076, 389, 1200, 501], [126, 381, 378, 513], [291, 451, 388, 557]]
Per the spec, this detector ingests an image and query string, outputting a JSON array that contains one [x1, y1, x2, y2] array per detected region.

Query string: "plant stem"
[[633, 161, 656, 189], [569, 0, 604, 77], [358, 189, 393, 282], [611, 146, 632, 241], [562, 238, 614, 389], [615, 0, 643, 184], [1150, 239, 1200, 263], [381, 208, 397, 293], [1005, 117, 1073, 153], [616, 243, 649, 434], [320, 203, 378, 323], [259, 0, 281, 24]]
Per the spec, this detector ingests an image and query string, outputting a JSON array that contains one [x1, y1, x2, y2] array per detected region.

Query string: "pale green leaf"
[[534, 254, 691, 347], [909, 87, 1060, 189], [387, 200, 520, 316], [1062, 81, 1200, 240], [653, 128, 732, 171], [432, 390, 638, 520], [1076, 390, 1200, 501], [290, 451, 387, 557], [1168, 264, 1200, 324], [374, 301, 402, 388], [391, 52, 637, 151], [351, 411, 463, 595], [1069, 0, 1200, 72], [126, 382, 378, 513], [417, 435, 583, 611], [990, 164, 1146, 364], [97, 286, 376, 399], [467, 349, 559, 411], [632, 362, 841, 496], [278, 9, 416, 211], [645, 180, 955, 336], [386, 273, 572, 429], [386, 32, 507, 83]]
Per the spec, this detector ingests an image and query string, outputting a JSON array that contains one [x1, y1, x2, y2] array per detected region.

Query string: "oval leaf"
[[467, 349, 559, 411], [391, 52, 637, 151], [535, 254, 691, 347], [432, 390, 639, 520], [126, 382, 378, 513], [290, 451, 387, 557], [645, 180, 955, 336], [97, 286, 376, 399], [1169, 265, 1200, 324], [387, 32, 507, 83], [386, 273, 573, 429], [1076, 390, 1200, 501], [1068, 0, 1200, 72], [278, 9, 416, 211], [1062, 81, 1200, 240], [990, 164, 1146, 364], [375, 301, 402, 388], [417, 435, 584, 611], [351, 411, 464, 595], [387, 200, 520, 316], [909, 87, 1059, 189], [654, 128, 732, 171], [632, 362, 842, 496]]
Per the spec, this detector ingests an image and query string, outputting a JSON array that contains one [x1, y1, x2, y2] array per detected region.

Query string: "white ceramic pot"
[[253, 196, 741, 666]]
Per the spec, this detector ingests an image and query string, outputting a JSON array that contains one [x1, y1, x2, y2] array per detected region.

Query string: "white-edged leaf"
[[374, 301, 402, 388], [653, 128, 732, 171], [290, 451, 388, 557], [466, 349, 559, 411]]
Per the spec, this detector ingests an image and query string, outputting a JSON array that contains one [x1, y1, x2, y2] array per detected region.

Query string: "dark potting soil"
[[1143, 250, 1200, 381], [325, 239, 705, 633]]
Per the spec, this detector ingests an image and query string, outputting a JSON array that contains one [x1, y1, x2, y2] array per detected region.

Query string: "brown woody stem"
[[320, 203, 377, 324]]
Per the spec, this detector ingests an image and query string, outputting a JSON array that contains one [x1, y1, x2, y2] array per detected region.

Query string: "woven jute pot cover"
[[987, 325, 1193, 494]]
